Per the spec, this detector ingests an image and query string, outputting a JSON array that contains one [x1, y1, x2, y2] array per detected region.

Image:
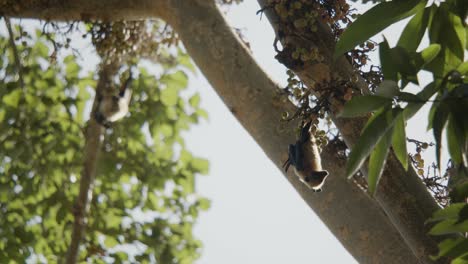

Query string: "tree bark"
[[0, 0, 168, 21], [0, 0, 438, 263]]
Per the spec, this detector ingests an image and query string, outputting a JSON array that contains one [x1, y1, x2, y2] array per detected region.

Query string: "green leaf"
[[33, 41, 49, 58], [104, 236, 119, 248], [379, 39, 398, 81], [403, 82, 438, 119], [426, 4, 465, 75], [397, 92, 423, 103], [375, 80, 400, 98], [63, 55, 80, 79], [429, 203, 466, 222], [2, 89, 21, 108], [389, 47, 419, 85], [160, 87, 179, 106], [178, 49, 196, 73], [346, 108, 401, 179], [191, 158, 209, 175], [197, 198, 211, 211], [432, 103, 450, 169], [196, 109, 209, 120], [452, 255, 468, 264], [368, 127, 393, 195], [338, 95, 392, 117], [398, 6, 434, 52], [392, 113, 408, 170], [414, 44, 441, 68], [451, 182, 468, 203], [432, 237, 468, 260], [189, 94, 201, 108], [447, 114, 464, 165], [430, 219, 468, 235], [334, 0, 426, 58], [163, 70, 188, 90], [457, 61, 468, 76]]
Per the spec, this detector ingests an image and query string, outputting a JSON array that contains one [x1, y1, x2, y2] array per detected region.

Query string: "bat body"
[[95, 73, 132, 128], [283, 122, 329, 191]]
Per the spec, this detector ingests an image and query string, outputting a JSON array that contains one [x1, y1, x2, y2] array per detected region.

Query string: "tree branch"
[[256, 0, 443, 263], [162, 1, 419, 263], [0, 0, 170, 21], [65, 64, 116, 264], [4, 17, 24, 90]]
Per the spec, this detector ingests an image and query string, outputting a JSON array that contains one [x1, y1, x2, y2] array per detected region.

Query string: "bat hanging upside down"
[[283, 121, 329, 192]]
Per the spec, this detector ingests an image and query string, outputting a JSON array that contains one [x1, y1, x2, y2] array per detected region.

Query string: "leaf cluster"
[[0, 25, 209, 263], [335, 0, 467, 261]]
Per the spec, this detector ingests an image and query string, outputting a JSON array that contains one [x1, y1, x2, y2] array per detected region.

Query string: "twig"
[[4, 17, 25, 90]]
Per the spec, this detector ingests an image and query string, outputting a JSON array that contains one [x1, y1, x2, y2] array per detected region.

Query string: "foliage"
[[335, 0, 467, 261], [0, 25, 209, 263]]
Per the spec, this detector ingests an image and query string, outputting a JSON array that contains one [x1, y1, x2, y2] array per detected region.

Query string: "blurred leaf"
[[375, 80, 400, 98], [429, 203, 466, 222], [339, 95, 392, 117], [197, 198, 211, 211], [429, 219, 468, 235], [191, 158, 209, 175], [63, 55, 80, 79], [451, 181, 468, 203], [189, 94, 201, 108], [163, 70, 188, 90], [160, 87, 179, 106], [2, 89, 21, 108], [0, 23, 208, 263], [33, 41, 49, 57], [432, 237, 468, 260], [104, 236, 119, 248], [457, 61, 468, 76], [196, 109, 209, 120], [335, 0, 426, 58], [178, 49, 196, 73]]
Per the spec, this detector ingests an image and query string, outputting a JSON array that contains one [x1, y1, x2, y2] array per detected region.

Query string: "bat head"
[[301, 170, 329, 191]]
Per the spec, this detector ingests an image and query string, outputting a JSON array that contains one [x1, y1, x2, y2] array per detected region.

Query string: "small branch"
[[4, 17, 25, 90], [65, 63, 117, 264]]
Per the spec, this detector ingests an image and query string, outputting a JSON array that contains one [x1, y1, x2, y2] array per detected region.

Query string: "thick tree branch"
[[163, 1, 419, 263], [0, 0, 170, 21], [256, 0, 443, 263]]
